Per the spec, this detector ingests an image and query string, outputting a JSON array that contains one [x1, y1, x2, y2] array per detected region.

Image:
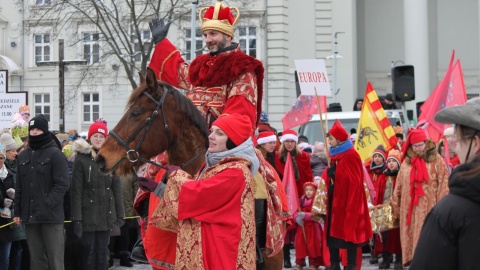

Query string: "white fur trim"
[[257, 135, 277, 145], [280, 133, 298, 143]]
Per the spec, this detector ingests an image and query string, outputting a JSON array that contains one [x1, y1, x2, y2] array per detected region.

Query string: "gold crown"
[[199, 0, 240, 38]]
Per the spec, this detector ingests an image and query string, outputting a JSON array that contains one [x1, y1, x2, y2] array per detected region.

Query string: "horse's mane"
[[128, 82, 209, 146]]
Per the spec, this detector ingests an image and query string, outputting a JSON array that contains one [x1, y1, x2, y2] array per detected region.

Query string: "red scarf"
[[407, 156, 429, 225]]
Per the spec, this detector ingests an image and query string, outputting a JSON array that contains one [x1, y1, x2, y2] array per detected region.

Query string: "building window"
[[34, 34, 51, 64], [36, 0, 51, 4], [238, 26, 256, 58], [185, 28, 204, 61], [34, 94, 51, 122], [83, 93, 100, 122], [132, 30, 151, 62], [83, 32, 100, 64]]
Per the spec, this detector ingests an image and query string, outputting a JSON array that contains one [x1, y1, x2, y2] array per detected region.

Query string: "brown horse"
[[95, 68, 208, 176]]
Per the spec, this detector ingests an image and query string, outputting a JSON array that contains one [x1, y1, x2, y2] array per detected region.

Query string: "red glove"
[[137, 177, 158, 192]]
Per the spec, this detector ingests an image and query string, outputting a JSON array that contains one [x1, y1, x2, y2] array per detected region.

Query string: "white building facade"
[[0, 0, 479, 133]]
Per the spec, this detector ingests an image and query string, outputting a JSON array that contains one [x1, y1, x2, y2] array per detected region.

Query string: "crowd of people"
[[0, 108, 139, 270]]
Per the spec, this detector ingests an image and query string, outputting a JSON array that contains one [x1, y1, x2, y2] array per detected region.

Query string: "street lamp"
[[37, 39, 86, 133]]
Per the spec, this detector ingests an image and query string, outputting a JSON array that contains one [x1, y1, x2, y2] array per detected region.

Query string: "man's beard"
[[207, 36, 228, 53]]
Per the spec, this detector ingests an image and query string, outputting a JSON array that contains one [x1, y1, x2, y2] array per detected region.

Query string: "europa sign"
[[294, 59, 331, 96], [0, 70, 27, 130]]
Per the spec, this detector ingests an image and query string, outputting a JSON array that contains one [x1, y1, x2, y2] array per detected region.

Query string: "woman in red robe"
[[274, 129, 313, 268], [154, 113, 257, 270]]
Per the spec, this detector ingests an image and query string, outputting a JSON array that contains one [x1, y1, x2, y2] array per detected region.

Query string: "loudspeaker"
[[392, 65, 415, 101]]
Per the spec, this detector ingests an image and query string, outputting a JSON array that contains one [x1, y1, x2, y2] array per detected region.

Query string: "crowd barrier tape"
[[0, 216, 141, 229]]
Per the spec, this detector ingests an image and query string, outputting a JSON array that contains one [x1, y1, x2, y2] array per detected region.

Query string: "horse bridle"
[[108, 88, 204, 173]]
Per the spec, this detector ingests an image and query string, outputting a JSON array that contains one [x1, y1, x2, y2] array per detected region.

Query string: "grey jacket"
[[70, 139, 124, 231]]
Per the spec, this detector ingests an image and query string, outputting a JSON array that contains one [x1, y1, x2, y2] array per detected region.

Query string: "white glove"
[[6, 188, 15, 199], [4, 198, 13, 208]]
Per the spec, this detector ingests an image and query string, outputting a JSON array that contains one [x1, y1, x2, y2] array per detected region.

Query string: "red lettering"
[[307, 72, 313, 82]]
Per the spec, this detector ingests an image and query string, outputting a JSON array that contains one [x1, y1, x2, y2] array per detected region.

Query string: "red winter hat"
[[401, 128, 428, 160], [212, 113, 252, 146], [257, 131, 277, 145], [88, 122, 108, 140], [280, 130, 298, 143], [329, 119, 349, 142]]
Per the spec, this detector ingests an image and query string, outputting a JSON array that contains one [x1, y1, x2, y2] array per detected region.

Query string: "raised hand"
[[149, 18, 171, 45]]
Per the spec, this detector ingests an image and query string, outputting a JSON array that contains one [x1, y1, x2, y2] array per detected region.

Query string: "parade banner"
[[281, 95, 326, 130], [419, 51, 467, 142], [354, 82, 398, 163], [294, 59, 331, 96], [282, 152, 299, 214]]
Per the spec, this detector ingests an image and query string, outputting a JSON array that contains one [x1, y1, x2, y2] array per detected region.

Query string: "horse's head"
[[95, 68, 208, 175]]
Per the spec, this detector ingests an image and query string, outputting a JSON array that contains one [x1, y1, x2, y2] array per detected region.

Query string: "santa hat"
[[19, 105, 30, 115], [212, 113, 252, 146], [257, 131, 276, 145], [280, 130, 298, 143], [329, 119, 349, 142], [88, 121, 108, 140], [303, 181, 318, 191], [387, 149, 402, 167], [373, 145, 387, 160], [199, 0, 240, 38]]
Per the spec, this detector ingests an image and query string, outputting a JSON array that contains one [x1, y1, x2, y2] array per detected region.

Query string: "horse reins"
[[108, 87, 205, 173]]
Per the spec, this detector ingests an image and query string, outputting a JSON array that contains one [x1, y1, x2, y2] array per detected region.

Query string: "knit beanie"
[[28, 114, 49, 134], [212, 113, 252, 146], [373, 145, 387, 160], [0, 133, 18, 151], [88, 122, 109, 140]]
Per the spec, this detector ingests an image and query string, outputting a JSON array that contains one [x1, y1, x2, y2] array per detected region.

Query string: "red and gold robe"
[[152, 157, 256, 270], [390, 141, 449, 265], [148, 39, 263, 129]]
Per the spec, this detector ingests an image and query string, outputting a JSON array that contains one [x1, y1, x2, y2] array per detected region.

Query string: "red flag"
[[282, 152, 299, 214], [281, 95, 327, 130], [419, 51, 467, 142]]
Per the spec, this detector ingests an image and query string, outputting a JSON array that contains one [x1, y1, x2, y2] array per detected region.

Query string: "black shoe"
[[370, 254, 379, 264], [393, 261, 403, 270], [379, 259, 391, 269], [120, 256, 133, 267]]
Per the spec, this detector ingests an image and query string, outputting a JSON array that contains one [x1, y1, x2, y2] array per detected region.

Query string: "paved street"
[[111, 251, 410, 269]]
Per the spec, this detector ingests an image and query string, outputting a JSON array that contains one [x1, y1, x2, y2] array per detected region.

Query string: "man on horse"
[[148, 0, 263, 130]]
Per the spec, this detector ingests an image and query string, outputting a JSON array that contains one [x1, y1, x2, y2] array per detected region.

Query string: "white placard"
[[0, 93, 27, 130], [294, 59, 331, 96], [0, 70, 7, 94]]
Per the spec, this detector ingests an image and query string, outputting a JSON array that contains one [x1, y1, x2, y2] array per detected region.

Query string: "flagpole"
[[314, 87, 331, 167]]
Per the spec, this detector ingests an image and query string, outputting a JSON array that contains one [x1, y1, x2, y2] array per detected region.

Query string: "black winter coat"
[[70, 139, 124, 232], [410, 159, 480, 270], [0, 167, 15, 242], [14, 139, 70, 224]]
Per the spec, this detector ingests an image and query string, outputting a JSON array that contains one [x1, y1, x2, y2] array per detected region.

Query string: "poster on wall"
[[0, 70, 28, 130]]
